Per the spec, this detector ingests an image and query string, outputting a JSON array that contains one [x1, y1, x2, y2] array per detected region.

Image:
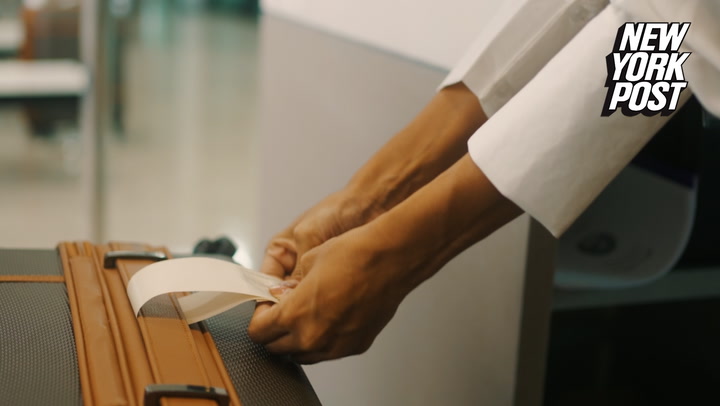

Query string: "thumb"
[[261, 237, 297, 278], [290, 241, 321, 280], [294, 237, 319, 273], [248, 300, 285, 344], [269, 279, 299, 299]]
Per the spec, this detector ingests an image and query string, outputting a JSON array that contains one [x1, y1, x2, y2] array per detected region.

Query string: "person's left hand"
[[247, 223, 415, 364]]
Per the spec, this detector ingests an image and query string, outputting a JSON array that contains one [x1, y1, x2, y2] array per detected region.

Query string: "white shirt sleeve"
[[439, 0, 609, 117], [442, 0, 719, 237]]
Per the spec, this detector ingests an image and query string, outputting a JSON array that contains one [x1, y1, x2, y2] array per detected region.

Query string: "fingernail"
[[269, 286, 291, 297], [267, 245, 285, 257], [280, 279, 299, 288]]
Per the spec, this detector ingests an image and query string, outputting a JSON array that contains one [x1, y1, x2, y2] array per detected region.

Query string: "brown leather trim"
[[62, 240, 242, 406], [66, 241, 129, 406], [166, 251, 241, 406], [110, 242, 219, 406], [93, 244, 154, 406], [178, 296, 242, 406], [191, 328, 225, 388], [0, 275, 64, 283], [59, 243, 94, 406], [83, 242, 138, 406]]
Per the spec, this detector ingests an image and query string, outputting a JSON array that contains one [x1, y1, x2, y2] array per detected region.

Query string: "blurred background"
[[0, 0, 260, 265]]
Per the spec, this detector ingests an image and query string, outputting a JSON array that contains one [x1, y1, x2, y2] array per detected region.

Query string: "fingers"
[[291, 352, 331, 365], [290, 338, 374, 364], [289, 259, 307, 282], [248, 300, 287, 344], [269, 280, 299, 299], [294, 237, 316, 270], [263, 333, 358, 364], [289, 244, 318, 281], [261, 237, 297, 278], [292, 225, 322, 278], [289, 345, 349, 365], [263, 330, 332, 362], [263, 334, 330, 364], [260, 256, 287, 279], [253, 301, 274, 318], [250, 267, 300, 345], [263, 334, 299, 354]]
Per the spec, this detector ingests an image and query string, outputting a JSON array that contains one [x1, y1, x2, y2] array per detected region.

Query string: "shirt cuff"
[[439, 0, 608, 117], [467, 5, 688, 237]]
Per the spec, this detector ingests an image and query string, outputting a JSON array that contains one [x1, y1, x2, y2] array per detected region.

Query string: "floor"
[[0, 4, 260, 267]]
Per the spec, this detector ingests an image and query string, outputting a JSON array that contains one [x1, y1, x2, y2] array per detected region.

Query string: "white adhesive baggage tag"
[[126, 257, 281, 324]]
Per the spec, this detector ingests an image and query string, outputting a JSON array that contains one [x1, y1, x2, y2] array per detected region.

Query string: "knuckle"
[[246, 323, 261, 342], [294, 254, 316, 278], [313, 333, 331, 351], [327, 345, 352, 361], [274, 307, 292, 327], [297, 254, 311, 270], [297, 336, 313, 352], [346, 345, 363, 357], [266, 236, 286, 252], [357, 341, 372, 354], [292, 222, 312, 240], [265, 231, 295, 252], [263, 241, 281, 257], [351, 337, 373, 356], [298, 328, 328, 352], [264, 242, 277, 253]]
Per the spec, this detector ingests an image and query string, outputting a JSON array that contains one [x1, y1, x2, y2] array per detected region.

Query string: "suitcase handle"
[[144, 384, 229, 406], [104, 251, 168, 269]]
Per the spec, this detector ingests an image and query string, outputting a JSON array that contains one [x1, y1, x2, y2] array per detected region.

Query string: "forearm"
[[367, 154, 522, 290], [345, 83, 486, 218]]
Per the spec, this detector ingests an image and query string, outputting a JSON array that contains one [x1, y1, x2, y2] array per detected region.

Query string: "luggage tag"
[[126, 257, 282, 324]]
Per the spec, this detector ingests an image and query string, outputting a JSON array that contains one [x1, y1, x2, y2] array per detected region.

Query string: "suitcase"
[[0, 242, 321, 406]]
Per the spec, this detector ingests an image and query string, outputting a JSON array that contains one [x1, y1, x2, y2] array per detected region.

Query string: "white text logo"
[[602, 22, 691, 117]]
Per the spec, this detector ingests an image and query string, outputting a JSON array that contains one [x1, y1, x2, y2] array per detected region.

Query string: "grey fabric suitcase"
[[0, 246, 321, 406]]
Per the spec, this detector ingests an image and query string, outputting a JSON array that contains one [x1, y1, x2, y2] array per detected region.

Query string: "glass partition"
[[0, 0, 87, 247], [0, 0, 260, 264]]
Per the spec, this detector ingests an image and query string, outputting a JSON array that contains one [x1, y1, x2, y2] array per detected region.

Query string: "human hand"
[[261, 190, 383, 281], [249, 223, 417, 364], [249, 155, 522, 364]]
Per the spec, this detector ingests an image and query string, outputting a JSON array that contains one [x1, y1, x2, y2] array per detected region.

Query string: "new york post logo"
[[602, 22, 691, 117]]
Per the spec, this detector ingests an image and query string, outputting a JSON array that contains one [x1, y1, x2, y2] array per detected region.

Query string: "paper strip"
[[126, 257, 281, 324]]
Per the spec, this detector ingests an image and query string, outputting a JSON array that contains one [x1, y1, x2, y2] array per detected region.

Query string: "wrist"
[[345, 159, 421, 214], [345, 83, 486, 214], [365, 155, 522, 287], [335, 183, 388, 225]]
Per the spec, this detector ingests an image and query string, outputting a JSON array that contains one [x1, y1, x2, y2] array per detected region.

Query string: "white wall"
[[261, 0, 520, 69]]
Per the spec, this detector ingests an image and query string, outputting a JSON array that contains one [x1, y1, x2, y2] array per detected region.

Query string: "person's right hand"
[[260, 189, 383, 280]]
